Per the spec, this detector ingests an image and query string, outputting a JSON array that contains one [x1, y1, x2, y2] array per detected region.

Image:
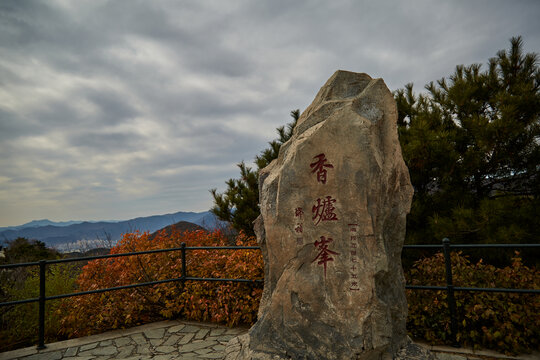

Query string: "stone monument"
[[225, 70, 433, 360]]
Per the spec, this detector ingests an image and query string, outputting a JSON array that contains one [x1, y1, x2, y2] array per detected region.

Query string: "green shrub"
[[405, 251, 539, 354], [0, 264, 79, 352]]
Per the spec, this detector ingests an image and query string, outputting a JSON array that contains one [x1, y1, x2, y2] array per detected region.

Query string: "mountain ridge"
[[0, 211, 224, 251], [0, 219, 89, 231]]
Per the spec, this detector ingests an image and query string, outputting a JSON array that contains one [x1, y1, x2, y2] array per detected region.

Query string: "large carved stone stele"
[[225, 71, 432, 360]]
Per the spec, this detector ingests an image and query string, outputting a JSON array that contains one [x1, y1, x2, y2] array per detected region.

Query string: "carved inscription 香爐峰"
[[312, 195, 338, 225], [312, 235, 339, 278], [310, 153, 334, 184], [309, 153, 340, 277]]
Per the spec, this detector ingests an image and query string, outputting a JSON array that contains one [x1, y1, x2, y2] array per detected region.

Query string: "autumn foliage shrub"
[[405, 251, 539, 354], [57, 227, 539, 355], [59, 228, 263, 338]]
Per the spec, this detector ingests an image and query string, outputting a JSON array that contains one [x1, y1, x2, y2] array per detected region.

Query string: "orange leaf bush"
[[58, 228, 539, 356], [405, 251, 539, 354], [59, 228, 263, 338]]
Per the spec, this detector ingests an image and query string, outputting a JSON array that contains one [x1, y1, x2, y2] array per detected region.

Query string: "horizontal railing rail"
[[405, 284, 540, 294], [0, 243, 263, 350], [0, 239, 538, 350], [404, 239, 540, 347], [404, 243, 540, 249], [0, 245, 262, 269]]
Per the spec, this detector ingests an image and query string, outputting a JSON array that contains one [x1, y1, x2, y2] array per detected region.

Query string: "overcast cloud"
[[1, 0, 539, 226]]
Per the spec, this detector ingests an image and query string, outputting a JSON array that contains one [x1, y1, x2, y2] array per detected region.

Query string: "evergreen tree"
[[396, 36, 540, 250], [1, 237, 60, 264], [210, 110, 300, 236]]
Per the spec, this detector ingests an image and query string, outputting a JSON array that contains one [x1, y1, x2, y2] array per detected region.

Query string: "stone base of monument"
[[225, 70, 435, 360], [225, 334, 435, 360]]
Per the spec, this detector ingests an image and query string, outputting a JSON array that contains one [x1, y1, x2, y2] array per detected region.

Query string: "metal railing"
[[403, 238, 540, 347], [0, 243, 262, 350], [1, 239, 539, 350]]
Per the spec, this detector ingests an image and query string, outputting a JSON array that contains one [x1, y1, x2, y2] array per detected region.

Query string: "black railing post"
[[181, 242, 186, 282], [442, 238, 459, 348], [37, 260, 46, 350]]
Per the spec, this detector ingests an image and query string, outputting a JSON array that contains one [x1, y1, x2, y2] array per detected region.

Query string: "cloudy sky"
[[1, 0, 539, 227]]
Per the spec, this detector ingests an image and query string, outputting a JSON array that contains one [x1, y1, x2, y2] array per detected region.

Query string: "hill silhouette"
[[148, 221, 205, 241]]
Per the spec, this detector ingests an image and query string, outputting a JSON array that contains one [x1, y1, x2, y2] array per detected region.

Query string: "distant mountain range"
[[0, 219, 89, 231], [0, 211, 224, 251]]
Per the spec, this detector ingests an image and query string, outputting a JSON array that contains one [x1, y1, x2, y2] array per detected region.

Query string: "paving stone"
[[167, 324, 185, 333], [131, 333, 147, 345], [25, 351, 63, 360], [150, 338, 164, 347], [114, 337, 132, 347], [178, 332, 195, 344], [116, 345, 135, 358], [210, 328, 226, 336], [199, 353, 224, 359], [152, 355, 176, 360], [144, 327, 165, 339], [162, 334, 180, 346], [136, 344, 152, 355], [99, 340, 113, 346], [212, 344, 226, 352], [179, 340, 218, 353], [155, 345, 176, 354], [80, 342, 99, 351], [63, 346, 78, 357], [195, 348, 212, 355], [435, 353, 468, 360], [179, 325, 201, 333], [63, 357, 94, 360], [77, 350, 96, 357], [194, 328, 210, 339], [90, 345, 117, 356], [180, 355, 204, 360], [218, 334, 236, 342], [205, 336, 222, 342]]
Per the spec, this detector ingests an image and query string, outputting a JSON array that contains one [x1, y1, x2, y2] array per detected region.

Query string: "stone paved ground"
[[1, 320, 537, 360], [0, 320, 249, 360]]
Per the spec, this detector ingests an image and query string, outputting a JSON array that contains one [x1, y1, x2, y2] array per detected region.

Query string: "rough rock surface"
[[225, 70, 421, 359]]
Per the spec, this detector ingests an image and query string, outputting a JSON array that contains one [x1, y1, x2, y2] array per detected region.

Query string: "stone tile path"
[[0, 320, 249, 360], [1, 320, 537, 360]]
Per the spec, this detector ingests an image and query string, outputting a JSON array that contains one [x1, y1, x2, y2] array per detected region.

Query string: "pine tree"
[[396, 36, 540, 251], [210, 110, 300, 236]]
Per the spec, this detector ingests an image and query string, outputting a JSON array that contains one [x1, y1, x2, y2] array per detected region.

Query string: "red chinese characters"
[[310, 153, 333, 184], [312, 236, 339, 278], [312, 196, 338, 225]]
